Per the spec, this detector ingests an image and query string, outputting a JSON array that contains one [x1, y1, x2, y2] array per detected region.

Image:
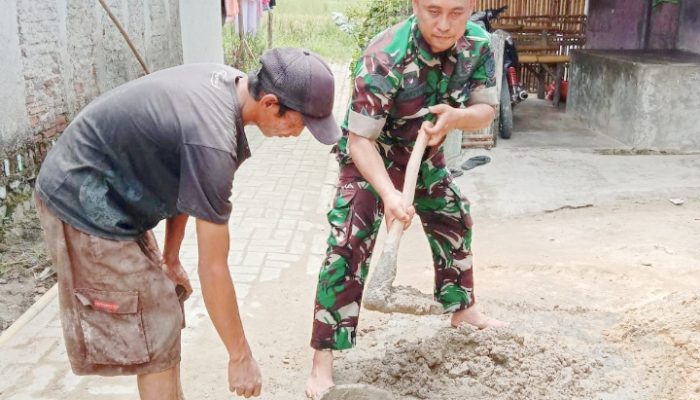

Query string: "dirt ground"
[[0, 208, 54, 334], [1, 152, 697, 399], [4, 191, 696, 400], [193, 198, 700, 400], [2, 190, 697, 400]]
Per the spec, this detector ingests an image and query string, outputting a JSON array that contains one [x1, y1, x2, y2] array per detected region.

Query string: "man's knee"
[[137, 364, 181, 400]]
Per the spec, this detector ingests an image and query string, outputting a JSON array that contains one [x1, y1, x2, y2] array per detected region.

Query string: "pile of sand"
[[343, 327, 615, 399], [607, 291, 700, 399]]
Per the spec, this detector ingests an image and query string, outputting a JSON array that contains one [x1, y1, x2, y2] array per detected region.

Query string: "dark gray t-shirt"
[[36, 63, 251, 240]]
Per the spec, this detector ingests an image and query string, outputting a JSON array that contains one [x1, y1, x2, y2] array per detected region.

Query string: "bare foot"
[[306, 350, 334, 399], [451, 306, 509, 329]]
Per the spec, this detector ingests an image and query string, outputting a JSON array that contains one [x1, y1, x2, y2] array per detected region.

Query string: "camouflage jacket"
[[336, 15, 498, 169]]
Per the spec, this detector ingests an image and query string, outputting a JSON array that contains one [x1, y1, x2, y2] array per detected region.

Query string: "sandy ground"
[[0, 208, 54, 333], [178, 98, 700, 399], [180, 198, 700, 400], [3, 100, 697, 399]]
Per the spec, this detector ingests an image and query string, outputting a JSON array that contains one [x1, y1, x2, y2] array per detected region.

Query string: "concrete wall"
[[569, 50, 700, 151], [678, 0, 700, 54], [180, 0, 224, 64], [0, 0, 183, 152]]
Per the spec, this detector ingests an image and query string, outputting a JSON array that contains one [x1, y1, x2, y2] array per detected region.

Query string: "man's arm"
[[161, 214, 193, 299], [348, 132, 414, 229], [451, 104, 497, 131], [163, 214, 188, 262], [196, 218, 262, 397], [423, 103, 496, 146]]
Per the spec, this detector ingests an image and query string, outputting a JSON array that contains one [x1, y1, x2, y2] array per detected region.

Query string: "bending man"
[[35, 48, 341, 399]]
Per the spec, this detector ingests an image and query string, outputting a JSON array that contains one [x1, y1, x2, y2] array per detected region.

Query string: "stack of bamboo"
[[475, 0, 586, 17], [474, 0, 587, 93]]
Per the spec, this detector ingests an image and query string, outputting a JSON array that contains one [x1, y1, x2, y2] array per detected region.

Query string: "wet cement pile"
[[607, 291, 700, 399], [344, 327, 615, 399], [364, 285, 443, 315]]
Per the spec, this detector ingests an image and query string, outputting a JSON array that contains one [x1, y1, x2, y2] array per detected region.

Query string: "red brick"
[[44, 128, 57, 138], [55, 115, 67, 129]]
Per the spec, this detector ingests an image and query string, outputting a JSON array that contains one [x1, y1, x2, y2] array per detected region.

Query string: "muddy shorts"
[[35, 194, 185, 376]]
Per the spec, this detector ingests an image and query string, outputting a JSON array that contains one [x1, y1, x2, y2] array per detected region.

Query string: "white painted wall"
[[0, 0, 30, 149], [179, 0, 224, 64]]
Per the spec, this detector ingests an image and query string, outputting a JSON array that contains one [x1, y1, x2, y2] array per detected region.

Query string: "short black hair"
[[248, 71, 289, 117], [277, 103, 290, 117]]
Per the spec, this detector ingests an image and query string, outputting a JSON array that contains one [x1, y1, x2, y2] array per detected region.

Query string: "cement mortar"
[[364, 235, 442, 316], [345, 327, 616, 399], [319, 384, 394, 400], [365, 285, 442, 316], [607, 291, 700, 399]]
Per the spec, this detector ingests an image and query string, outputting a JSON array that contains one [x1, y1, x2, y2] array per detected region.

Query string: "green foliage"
[[221, 0, 415, 71], [223, 26, 267, 73], [346, 0, 412, 59], [222, 0, 358, 69], [269, 12, 356, 61]]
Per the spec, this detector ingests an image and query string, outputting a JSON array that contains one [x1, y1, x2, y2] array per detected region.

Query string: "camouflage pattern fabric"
[[311, 159, 475, 350], [311, 16, 496, 351], [337, 15, 497, 169]]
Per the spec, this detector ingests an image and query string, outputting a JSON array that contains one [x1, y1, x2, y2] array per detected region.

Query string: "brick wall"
[[0, 0, 183, 226], [1, 0, 182, 150], [0, 140, 50, 223]]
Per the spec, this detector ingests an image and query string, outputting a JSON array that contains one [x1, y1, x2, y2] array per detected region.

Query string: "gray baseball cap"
[[249, 48, 342, 145]]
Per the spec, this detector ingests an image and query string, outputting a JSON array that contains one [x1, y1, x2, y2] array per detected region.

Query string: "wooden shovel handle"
[[385, 128, 430, 242], [401, 128, 429, 207]]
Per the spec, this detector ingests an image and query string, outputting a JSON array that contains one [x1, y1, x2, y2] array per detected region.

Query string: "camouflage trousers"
[[311, 161, 476, 350]]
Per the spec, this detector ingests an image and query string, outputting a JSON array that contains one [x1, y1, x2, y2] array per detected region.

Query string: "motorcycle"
[[469, 5, 528, 139]]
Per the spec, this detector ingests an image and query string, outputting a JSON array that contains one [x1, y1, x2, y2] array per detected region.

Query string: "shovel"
[[363, 127, 443, 315]]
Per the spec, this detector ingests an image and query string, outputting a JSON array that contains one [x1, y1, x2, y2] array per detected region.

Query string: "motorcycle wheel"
[[499, 74, 513, 139]]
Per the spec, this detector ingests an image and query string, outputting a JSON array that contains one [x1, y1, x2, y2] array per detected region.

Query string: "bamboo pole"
[[267, 10, 273, 49], [97, 0, 150, 74]]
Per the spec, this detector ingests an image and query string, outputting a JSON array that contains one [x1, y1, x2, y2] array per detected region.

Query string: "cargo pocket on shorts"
[[327, 186, 358, 247], [73, 288, 150, 365]]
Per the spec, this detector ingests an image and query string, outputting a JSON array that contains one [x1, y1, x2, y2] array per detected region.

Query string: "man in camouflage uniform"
[[306, 0, 509, 397]]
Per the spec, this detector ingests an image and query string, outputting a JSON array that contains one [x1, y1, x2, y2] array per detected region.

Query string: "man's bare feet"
[[306, 349, 334, 399], [451, 305, 509, 329]]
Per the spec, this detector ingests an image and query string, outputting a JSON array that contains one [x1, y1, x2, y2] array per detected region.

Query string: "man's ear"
[[260, 93, 279, 109]]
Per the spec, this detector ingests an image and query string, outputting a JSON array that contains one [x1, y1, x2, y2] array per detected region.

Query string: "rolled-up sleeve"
[[468, 41, 499, 107], [347, 55, 400, 139]]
